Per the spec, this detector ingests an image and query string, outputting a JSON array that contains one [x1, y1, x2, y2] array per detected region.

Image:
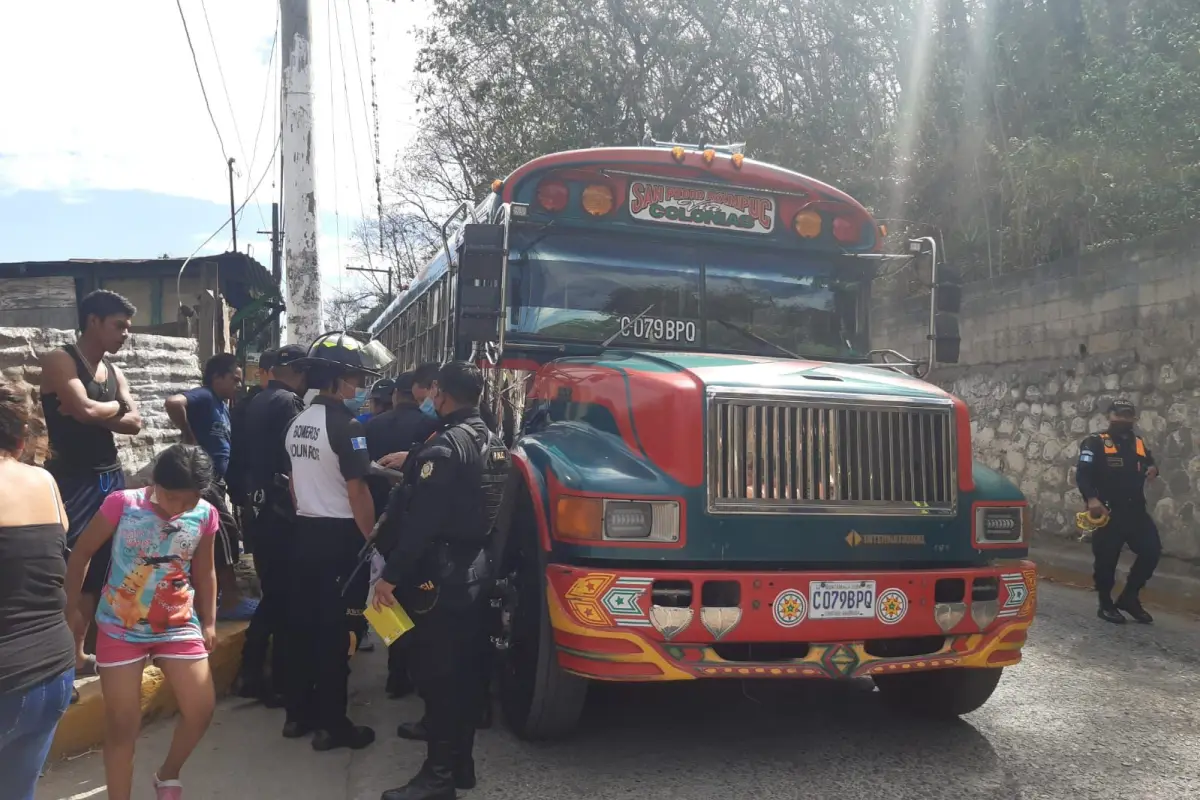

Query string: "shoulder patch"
[[420, 461, 434, 480], [351, 436, 368, 451], [1079, 452, 1093, 463]]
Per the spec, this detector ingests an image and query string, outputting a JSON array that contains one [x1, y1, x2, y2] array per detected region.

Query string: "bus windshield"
[[506, 230, 869, 360]]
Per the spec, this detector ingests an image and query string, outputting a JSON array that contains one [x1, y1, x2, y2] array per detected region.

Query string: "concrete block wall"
[[0, 327, 201, 474], [871, 227, 1200, 568]]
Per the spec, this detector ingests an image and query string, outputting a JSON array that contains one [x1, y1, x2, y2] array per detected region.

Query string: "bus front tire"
[[873, 667, 1003, 718], [498, 501, 587, 740]]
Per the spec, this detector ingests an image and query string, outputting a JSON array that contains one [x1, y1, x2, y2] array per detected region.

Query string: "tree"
[[384, 0, 1200, 285]]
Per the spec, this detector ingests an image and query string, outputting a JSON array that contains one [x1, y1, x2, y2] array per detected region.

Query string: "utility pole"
[[257, 201, 284, 347], [347, 264, 394, 300], [226, 157, 238, 254], [280, 0, 321, 345]]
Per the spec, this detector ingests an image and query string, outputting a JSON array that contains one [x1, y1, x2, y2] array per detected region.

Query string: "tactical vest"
[[453, 421, 511, 532]]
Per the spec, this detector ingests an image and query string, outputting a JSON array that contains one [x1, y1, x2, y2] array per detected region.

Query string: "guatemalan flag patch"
[[351, 436, 368, 451]]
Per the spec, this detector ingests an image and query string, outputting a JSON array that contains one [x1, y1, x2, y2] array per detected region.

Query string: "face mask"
[[1109, 420, 1133, 434], [344, 386, 367, 414], [419, 396, 438, 419]]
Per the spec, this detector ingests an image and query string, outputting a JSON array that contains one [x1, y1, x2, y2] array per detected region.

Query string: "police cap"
[[393, 371, 416, 397], [275, 344, 308, 367], [1109, 398, 1137, 416]]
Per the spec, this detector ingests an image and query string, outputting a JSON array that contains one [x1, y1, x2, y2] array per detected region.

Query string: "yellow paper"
[[364, 601, 415, 646]]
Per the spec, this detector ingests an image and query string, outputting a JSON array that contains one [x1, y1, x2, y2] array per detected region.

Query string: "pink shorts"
[[95, 633, 209, 668]]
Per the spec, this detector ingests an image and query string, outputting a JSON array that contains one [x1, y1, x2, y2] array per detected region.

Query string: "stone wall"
[[0, 327, 201, 476], [871, 227, 1200, 567]]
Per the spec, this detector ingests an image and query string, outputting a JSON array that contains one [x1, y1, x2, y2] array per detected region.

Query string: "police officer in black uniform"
[[282, 331, 386, 750], [373, 361, 499, 800], [1076, 399, 1162, 624], [365, 370, 439, 699], [233, 344, 308, 704]]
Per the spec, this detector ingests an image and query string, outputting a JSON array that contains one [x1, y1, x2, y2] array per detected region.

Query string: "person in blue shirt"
[[355, 378, 396, 426], [166, 353, 255, 620]]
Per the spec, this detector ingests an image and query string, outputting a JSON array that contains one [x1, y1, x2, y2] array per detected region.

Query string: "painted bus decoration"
[[368, 142, 1036, 739]]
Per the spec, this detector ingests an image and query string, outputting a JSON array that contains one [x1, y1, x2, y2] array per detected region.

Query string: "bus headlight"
[[604, 500, 680, 542], [552, 496, 681, 543], [974, 506, 1027, 546]]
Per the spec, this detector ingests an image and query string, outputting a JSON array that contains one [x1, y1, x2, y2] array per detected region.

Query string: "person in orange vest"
[[1075, 399, 1161, 624]]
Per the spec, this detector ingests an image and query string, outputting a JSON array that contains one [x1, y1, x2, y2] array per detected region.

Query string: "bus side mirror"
[[936, 265, 962, 314], [933, 313, 960, 364], [453, 223, 506, 360]]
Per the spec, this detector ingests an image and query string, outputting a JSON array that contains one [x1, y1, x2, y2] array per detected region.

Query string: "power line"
[[176, 135, 282, 311], [331, 0, 372, 269], [174, 0, 228, 163], [240, 5, 280, 233], [198, 0, 250, 164], [327, 0, 343, 287], [366, 0, 388, 270]]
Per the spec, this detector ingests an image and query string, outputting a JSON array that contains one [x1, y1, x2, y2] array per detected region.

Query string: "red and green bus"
[[369, 142, 1036, 739]]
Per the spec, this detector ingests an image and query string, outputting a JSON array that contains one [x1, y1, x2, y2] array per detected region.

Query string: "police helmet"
[[291, 331, 395, 378]]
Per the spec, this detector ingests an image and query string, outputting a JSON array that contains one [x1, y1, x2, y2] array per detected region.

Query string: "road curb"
[[1031, 542, 1200, 618], [49, 621, 249, 760]]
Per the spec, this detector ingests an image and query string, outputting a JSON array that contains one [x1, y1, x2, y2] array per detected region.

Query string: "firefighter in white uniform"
[[281, 331, 385, 751]]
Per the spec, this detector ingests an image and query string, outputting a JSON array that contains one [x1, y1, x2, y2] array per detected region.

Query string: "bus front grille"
[[706, 392, 957, 516]]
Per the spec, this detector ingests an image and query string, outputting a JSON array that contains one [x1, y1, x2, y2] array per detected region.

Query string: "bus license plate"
[[808, 580, 876, 620]]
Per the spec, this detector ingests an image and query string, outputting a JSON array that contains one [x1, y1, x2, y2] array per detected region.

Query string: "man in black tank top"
[[38, 289, 142, 675]]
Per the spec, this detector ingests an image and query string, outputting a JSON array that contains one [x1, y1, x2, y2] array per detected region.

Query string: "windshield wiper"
[[600, 303, 655, 348], [713, 318, 802, 360]]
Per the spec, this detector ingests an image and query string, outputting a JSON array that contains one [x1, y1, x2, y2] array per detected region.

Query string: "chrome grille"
[[706, 393, 957, 515]]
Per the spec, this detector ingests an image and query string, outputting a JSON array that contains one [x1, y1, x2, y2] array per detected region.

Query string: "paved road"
[[38, 582, 1200, 800]]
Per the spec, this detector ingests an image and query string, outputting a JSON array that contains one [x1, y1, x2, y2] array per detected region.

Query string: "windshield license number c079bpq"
[[619, 316, 698, 343]]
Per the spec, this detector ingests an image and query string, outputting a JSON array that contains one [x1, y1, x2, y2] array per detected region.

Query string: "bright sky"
[[0, 0, 429, 298]]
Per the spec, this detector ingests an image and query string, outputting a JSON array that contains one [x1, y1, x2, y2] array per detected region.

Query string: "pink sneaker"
[[153, 774, 184, 799]]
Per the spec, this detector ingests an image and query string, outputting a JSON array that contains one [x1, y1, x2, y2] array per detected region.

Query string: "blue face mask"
[[345, 388, 368, 414], [419, 396, 438, 419]]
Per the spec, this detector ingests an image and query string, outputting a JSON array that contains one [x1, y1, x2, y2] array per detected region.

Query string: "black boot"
[[312, 722, 376, 751], [380, 739, 456, 800], [1097, 595, 1126, 625], [396, 717, 428, 741], [453, 727, 476, 790], [282, 717, 315, 738], [1116, 591, 1154, 624]]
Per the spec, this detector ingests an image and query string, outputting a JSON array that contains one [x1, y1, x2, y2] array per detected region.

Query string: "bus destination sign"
[[628, 181, 775, 234]]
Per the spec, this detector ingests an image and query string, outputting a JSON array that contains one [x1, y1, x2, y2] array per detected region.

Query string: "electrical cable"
[[349, 0, 387, 265], [174, 0, 228, 163], [327, 0, 343, 288], [198, 0, 249, 166], [240, 5, 280, 233], [331, 0, 372, 269], [176, 135, 281, 312]]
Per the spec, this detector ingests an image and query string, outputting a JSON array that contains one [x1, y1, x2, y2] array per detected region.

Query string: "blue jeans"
[[0, 668, 75, 800]]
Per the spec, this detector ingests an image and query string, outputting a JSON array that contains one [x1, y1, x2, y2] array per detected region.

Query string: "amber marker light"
[[555, 497, 603, 541], [702, 148, 716, 165], [491, 179, 503, 193], [731, 152, 744, 169], [671, 146, 686, 163], [581, 184, 615, 216], [793, 210, 822, 238]]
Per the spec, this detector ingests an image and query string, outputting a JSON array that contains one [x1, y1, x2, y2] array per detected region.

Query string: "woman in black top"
[[0, 380, 75, 800]]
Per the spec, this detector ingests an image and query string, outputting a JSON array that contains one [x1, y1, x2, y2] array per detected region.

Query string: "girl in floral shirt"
[[66, 444, 218, 800]]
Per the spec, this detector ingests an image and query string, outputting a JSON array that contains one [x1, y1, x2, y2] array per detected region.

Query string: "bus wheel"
[[873, 667, 1003, 718], [497, 496, 588, 740]]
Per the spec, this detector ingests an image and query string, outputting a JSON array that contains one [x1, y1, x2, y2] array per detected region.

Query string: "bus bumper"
[[546, 562, 1037, 681]]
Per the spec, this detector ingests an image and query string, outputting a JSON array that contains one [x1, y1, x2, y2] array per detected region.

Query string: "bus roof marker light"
[[702, 148, 716, 165], [731, 153, 744, 169], [671, 146, 686, 163], [832, 215, 860, 244], [581, 184, 615, 216], [793, 210, 822, 238], [491, 179, 503, 193], [536, 180, 569, 213]]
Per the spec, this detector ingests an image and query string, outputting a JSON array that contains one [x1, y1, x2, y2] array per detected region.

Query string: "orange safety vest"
[[1102, 436, 1146, 457]]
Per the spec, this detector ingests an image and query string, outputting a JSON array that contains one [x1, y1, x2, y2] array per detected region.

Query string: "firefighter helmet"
[[291, 331, 395, 377]]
